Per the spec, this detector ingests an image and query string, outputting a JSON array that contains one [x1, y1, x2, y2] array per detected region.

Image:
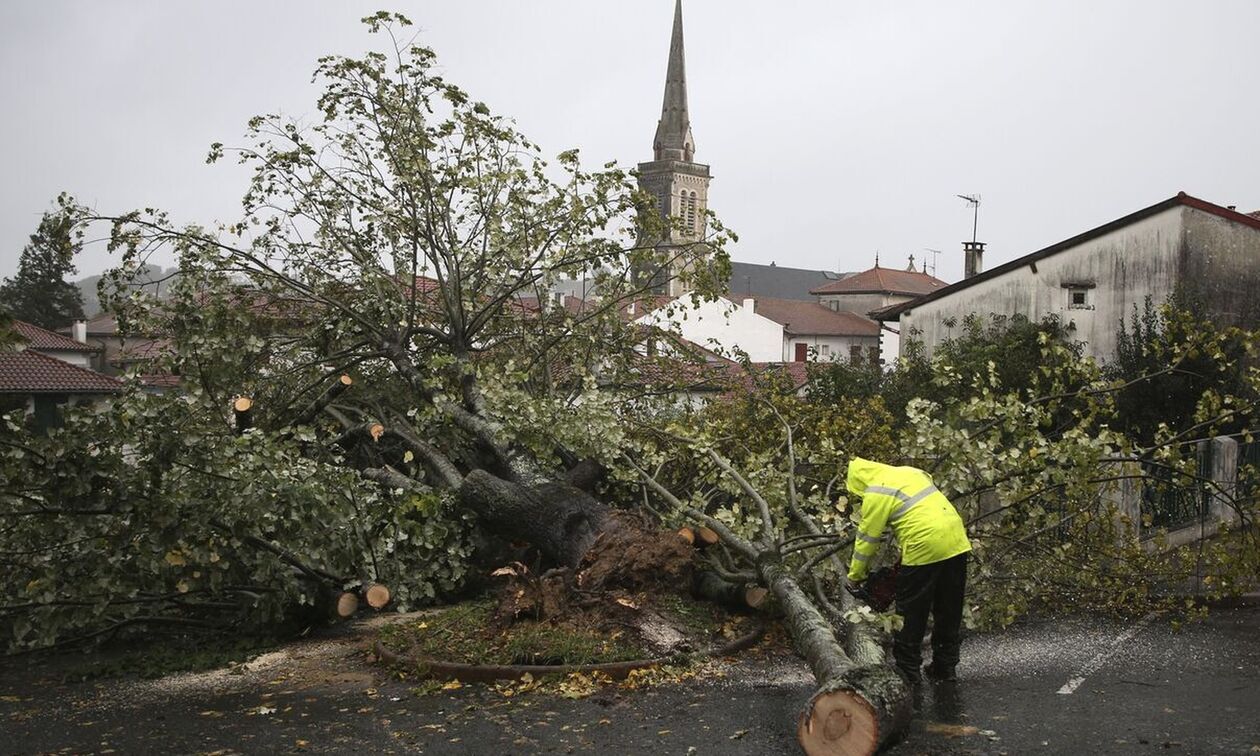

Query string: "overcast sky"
[[2, 0, 1258, 285]]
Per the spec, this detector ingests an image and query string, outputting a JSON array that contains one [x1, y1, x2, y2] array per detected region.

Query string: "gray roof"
[[726, 261, 852, 302]]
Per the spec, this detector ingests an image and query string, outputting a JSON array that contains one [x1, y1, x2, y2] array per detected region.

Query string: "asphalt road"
[[2, 602, 1258, 755]]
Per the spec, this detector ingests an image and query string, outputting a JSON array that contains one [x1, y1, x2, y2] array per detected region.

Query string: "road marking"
[[1056, 612, 1158, 695]]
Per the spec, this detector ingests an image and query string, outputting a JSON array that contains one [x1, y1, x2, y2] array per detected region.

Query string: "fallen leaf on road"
[[442, 680, 463, 691], [729, 729, 749, 740]]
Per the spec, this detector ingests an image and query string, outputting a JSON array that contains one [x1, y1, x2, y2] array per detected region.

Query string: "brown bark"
[[760, 562, 910, 756], [293, 374, 353, 427], [457, 470, 611, 568]]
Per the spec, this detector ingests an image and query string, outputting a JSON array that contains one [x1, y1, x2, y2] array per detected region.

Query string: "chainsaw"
[[845, 562, 899, 611]]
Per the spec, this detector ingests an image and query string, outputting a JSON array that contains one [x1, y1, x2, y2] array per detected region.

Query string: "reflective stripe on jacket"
[[846, 457, 971, 581]]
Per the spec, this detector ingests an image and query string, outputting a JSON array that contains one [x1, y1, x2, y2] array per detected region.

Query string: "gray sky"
[[2, 0, 1258, 285]]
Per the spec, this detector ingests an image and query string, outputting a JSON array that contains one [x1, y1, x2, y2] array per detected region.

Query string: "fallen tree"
[[6, 13, 1259, 756]]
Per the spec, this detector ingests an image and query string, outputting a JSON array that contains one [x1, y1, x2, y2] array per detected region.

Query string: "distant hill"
[[76, 265, 178, 317]]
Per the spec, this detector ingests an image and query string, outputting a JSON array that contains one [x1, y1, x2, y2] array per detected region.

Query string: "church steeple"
[[654, 0, 695, 162], [636, 0, 712, 297]]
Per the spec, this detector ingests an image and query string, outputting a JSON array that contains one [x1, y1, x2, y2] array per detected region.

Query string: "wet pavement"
[[1, 602, 1258, 754]]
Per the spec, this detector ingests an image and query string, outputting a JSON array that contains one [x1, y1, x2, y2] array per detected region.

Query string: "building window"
[[850, 345, 862, 364], [820, 344, 830, 358], [1067, 286, 1090, 310], [868, 346, 880, 365], [684, 191, 698, 235]]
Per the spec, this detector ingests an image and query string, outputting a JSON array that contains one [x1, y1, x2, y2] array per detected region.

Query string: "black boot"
[[924, 662, 956, 682]]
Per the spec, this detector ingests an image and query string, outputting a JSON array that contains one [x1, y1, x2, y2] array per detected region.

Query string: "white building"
[[874, 193, 1260, 362], [636, 295, 880, 364]]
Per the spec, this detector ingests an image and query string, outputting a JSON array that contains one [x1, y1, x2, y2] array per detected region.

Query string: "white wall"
[[782, 334, 879, 363], [898, 206, 1187, 362], [637, 296, 785, 362]]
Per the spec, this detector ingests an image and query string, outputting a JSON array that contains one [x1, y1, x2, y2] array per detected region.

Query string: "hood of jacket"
[[846, 457, 899, 497]]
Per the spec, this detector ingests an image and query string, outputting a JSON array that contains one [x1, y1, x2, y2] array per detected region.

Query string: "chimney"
[[963, 241, 986, 279], [72, 320, 87, 344], [743, 297, 756, 312]]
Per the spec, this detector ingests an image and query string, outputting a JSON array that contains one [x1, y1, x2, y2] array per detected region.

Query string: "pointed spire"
[[654, 0, 695, 162]]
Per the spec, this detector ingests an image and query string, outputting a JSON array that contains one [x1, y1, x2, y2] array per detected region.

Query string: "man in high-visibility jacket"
[[845, 457, 971, 684]]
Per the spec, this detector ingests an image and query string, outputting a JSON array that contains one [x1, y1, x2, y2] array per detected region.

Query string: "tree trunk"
[[760, 562, 911, 756], [458, 470, 611, 568]]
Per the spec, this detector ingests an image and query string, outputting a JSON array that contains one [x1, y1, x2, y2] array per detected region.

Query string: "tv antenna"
[[957, 194, 981, 243], [923, 248, 943, 277]]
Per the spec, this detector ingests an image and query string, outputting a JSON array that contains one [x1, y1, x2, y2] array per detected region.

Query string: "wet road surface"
[[2, 602, 1257, 754]]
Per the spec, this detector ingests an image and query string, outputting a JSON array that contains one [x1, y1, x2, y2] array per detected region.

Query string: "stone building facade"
[[874, 193, 1260, 362]]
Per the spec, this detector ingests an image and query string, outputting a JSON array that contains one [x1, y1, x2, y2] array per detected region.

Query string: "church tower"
[[637, 0, 712, 296]]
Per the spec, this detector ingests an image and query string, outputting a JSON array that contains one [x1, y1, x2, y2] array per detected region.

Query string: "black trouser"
[[893, 552, 968, 680]]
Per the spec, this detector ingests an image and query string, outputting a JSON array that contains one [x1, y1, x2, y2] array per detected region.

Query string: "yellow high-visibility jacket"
[[846, 457, 971, 582]]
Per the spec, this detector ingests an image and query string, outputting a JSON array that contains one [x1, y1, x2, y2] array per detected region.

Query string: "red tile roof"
[[512, 295, 593, 317], [137, 373, 182, 389], [114, 338, 173, 363], [810, 266, 948, 296], [620, 294, 675, 321], [752, 297, 880, 337], [0, 349, 124, 394], [736, 362, 811, 393], [14, 320, 99, 352]]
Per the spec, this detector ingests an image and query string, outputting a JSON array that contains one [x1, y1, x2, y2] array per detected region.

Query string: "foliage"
[[631, 313, 1260, 633], [0, 385, 475, 652], [1108, 295, 1254, 444], [620, 374, 897, 585], [809, 313, 1082, 426], [900, 317, 1260, 626], [3, 13, 736, 650], [0, 196, 86, 330]]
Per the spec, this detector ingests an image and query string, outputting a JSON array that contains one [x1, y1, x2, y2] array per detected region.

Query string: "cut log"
[[335, 590, 359, 618], [233, 396, 253, 434], [677, 526, 696, 545], [364, 583, 391, 610], [695, 526, 720, 547], [692, 571, 764, 610], [744, 586, 769, 610], [758, 562, 911, 756], [368, 423, 384, 441]]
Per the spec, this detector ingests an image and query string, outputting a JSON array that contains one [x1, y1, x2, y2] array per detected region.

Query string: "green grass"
[[378, 599, 647, 666], [655, 593, 727, 639]]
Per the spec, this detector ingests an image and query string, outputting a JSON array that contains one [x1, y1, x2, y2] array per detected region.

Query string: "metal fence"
[[1139, 444, 1211, 535], [1235, 439, 1260, 502]]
